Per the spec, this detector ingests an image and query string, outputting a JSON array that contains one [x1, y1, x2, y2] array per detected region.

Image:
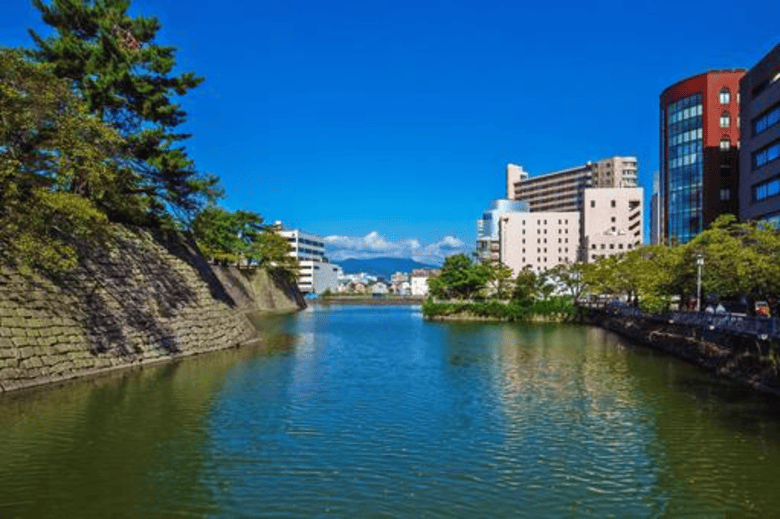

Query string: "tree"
[[429, 254, 490, 300], [484, 262, 514, 299], [1, 47, 119, 271], [511, 269, 537, 303], [29, 0, 221, 224]]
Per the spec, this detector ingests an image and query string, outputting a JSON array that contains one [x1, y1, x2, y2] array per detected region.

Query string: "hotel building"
[[659, 69, 744, 244], [739, 44, 780, 226]]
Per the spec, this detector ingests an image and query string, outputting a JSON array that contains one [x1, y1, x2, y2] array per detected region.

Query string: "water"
[[1, 305, 780, 517]]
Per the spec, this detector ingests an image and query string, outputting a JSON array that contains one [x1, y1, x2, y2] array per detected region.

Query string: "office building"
[[276, 222, 340, 295], [739, 44, 780, 226], [506, 156, 638, 213], [659, 70, 744, 244], [650, 171, 662, 244]]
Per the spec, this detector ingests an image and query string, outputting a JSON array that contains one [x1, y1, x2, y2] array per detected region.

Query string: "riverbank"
[[0, 226, 305, 393], [583, 307, 780, 397], [312, 296, 425, 305]]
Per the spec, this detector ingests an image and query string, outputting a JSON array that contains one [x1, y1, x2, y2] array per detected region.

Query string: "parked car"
[[756, 301, 771, 317]]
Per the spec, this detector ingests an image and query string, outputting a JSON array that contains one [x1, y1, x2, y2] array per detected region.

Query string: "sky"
[[2, 0, 779, 265]]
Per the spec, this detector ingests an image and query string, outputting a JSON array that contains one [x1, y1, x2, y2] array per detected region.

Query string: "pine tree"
[[29, 0, 221, 224]]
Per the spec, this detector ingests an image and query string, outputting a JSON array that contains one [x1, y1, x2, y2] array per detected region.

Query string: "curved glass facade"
[[666, 94, 703, 244]]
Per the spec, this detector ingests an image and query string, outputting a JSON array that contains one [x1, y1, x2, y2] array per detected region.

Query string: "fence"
[[582, 301, 780, 341]]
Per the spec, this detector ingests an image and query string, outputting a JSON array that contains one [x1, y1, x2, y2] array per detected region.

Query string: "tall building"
[[659, 70, 744, 244], [739, 44, 780, 227], [506, 156, 638, 213], [650, 171, 662, 244]]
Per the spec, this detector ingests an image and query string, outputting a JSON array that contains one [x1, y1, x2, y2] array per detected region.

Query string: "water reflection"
[[1, 306, 780, 517]]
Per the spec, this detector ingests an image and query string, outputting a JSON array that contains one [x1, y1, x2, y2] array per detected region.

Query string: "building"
[[739, 44, 780, 227], [659, 70, 744, 244], [476, 199, 529, 264], [581, 188, 644, 262], [498, 212, 580, 275], [650, 171, 662, 245], [506, 156, 638, 213], [276, 222, 340, 295], [410, 268, 439, 297]]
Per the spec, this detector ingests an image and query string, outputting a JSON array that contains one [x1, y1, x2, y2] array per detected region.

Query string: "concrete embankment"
[[0, 226, 305, 393], [584, 309, 780, 397]]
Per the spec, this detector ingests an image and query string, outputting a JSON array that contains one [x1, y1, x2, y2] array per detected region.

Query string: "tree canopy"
[[29, 0, 221, 224]]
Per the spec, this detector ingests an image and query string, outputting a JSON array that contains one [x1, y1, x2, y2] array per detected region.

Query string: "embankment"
[[0, 226, 305, 392], [585, 309, 780, 397]]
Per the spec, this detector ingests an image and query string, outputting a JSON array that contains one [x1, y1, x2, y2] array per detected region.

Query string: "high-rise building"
[[506, 156, 638, 213], [659, 70, 744, 244], [739, 44, 780, 227], [650, 171, 662, 244], [498, 212, 580, 274]]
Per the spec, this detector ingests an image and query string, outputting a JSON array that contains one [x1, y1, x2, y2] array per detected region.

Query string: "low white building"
[[276, 222, 341, 295], [410, 268, 439, 297]]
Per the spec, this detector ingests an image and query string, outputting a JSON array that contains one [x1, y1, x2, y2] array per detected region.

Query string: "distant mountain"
[[336, 257, 439, 280]]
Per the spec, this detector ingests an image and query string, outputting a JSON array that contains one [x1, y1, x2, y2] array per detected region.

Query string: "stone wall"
[[585, 310, 780, 397], [0, 226, 305, 392]]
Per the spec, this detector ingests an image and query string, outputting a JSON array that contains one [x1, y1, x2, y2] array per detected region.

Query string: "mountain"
[[336, 257, 439, 280]]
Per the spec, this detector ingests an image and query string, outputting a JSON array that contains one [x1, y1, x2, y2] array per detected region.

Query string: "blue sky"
[[3, 0, 779, 264]]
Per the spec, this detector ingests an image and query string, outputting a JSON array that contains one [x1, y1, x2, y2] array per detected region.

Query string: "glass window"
[[720, 139, 730, 151], [719, 88, 730, 104], [720, 113, 731, 128]]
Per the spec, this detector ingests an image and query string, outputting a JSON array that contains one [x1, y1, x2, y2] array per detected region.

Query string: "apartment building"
[[506, 156, 638, 213], [739, 44, 780, 226], [581, 188, 644, 262]]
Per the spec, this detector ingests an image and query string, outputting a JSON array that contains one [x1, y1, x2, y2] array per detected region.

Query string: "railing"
[[582, 301, 780, 341]]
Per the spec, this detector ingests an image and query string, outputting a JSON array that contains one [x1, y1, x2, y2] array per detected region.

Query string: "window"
[[720, 112, 731, 128], [720, 189, 730, 201], [611, 216, 616, 222], [610, 244, 615, 249], [719, 88, 730, 105], [590, 201, 595, 208], [600, 244, 606, 249], [720, 139, 731, 151], [619, 244, 624, 249], [754, 177, 780, 202], [591, 244, 596, 249], [754, 103, 780, 136], [754, 140, 780, 169], [611, 200, 616, 208]]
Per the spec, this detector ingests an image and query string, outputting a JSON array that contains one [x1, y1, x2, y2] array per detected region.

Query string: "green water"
[[1, 305, 779, 517]]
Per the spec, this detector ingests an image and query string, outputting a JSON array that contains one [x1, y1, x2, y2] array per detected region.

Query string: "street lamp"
[[696, 253, 704, 312]]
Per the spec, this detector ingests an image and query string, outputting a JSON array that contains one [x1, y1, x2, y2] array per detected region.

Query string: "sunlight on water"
[[1, 305, 780, 517]]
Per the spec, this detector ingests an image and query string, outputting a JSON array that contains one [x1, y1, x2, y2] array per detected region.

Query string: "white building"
[[410, 268, 439, 297], [276, 222, 340, 295], [498, 212, 580, 275], [581, 188, 644, 262]]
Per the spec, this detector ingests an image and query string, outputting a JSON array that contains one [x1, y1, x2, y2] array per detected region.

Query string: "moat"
[[1, 305, 780, 517]]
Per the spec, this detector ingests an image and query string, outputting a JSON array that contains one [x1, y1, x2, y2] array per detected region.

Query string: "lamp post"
[[696, 253, 704, 312]]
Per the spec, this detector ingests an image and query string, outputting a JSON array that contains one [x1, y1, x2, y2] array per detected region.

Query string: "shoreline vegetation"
[[422, 298, 576, 322]]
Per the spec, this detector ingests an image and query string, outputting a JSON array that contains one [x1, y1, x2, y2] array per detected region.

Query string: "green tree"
[[430, 254, 489, 300], [1, 47, 119, 271], [485, 262, 514, 299], [511, 269, 537, 303], [29, 0, 221, 223]]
